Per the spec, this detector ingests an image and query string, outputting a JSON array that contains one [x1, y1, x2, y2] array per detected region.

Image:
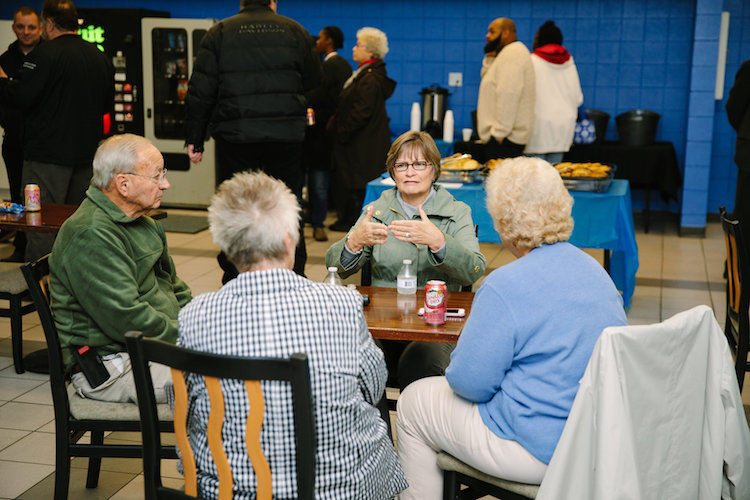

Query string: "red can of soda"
[[424, 280, 447, 325], [24, 184, 41, 211], [306, 107, 315, 126]]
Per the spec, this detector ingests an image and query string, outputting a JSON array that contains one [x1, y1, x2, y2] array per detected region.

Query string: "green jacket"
[[50, 187, 192, 368], [326, 185, 486, 291]]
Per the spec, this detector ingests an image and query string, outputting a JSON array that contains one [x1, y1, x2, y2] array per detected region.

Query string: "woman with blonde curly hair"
[[395, 157, 627, 499]]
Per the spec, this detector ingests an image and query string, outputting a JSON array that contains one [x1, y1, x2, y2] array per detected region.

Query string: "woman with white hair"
[[329, 26, 396, 231], [179, 171, 407, 500], [395, 157, 627, 499]]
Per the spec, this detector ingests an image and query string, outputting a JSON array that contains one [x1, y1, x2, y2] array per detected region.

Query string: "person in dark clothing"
[[727, 59, 750, 228], [185, 0, 322, 284], [0, 0, 113, 262], [0, 6, 42, 261], [329, 27, 396, 232], [304, 26, 352, 242]]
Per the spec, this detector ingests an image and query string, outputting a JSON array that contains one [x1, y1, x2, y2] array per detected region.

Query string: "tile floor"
[[0, 209, 747, 499]]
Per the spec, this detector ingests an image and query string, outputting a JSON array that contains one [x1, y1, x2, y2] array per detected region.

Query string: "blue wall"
[[4, 0, 749, 227]]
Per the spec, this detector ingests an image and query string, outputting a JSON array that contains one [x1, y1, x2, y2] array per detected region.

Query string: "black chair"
[[125, 331, 316, 500], [0, 261, 38, 373], [720, 206, 750, 390], [20, 255, 176, 500]]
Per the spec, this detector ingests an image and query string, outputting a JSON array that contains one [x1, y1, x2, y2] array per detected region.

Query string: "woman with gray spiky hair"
[[329, 26, 396, 231], [180, 170, 407, 500]]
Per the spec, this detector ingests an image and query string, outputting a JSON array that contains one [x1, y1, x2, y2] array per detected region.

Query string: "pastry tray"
[[439, 169, 482, 183], [558, 164, 616, 193]]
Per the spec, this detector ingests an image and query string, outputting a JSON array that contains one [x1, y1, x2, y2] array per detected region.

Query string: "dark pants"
[[1, 141, 26, 254], [374, 339, 456, 440], [214, 139, 307, 283], [484, 137, 526, 161], [22, 160, 91, 262], [734, 169, 750, 228], [334, 186, 366, 228]]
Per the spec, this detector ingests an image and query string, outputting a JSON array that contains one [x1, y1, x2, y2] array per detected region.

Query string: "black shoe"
[[0, 230, 16, 243], [1, 251, 25, 263], [329, 220, 351, 232]]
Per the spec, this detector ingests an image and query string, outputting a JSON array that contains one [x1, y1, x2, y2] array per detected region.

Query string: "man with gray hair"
[[50, 134, 192, 403], [178, 170, 406, 499]]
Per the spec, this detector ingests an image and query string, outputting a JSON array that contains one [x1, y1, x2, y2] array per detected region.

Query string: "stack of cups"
[[442, 110, 454, 142]]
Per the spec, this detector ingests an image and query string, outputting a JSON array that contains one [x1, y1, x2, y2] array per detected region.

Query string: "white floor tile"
[[0, 431, 56, 465], [0, 460, 54, 498], [0, 377, 46, 402], [0, 402, 55, 431]]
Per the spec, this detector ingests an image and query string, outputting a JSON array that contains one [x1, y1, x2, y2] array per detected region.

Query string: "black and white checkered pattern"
[[178, 269, 407, 500]]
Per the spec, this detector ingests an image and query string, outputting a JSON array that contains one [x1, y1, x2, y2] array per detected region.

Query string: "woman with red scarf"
[[524, 21, 583, 164], [330, 27, 396, 231]]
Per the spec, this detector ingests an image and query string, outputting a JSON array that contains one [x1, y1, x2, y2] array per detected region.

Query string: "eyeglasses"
[[393, 161, 431, 172], [355, 42, 368, 49], [123, 168, 167, 183]]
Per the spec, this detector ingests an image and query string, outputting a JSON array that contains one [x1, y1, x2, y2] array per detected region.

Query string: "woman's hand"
[[347, 206, 389, 252], [389, 205, 446, 252]]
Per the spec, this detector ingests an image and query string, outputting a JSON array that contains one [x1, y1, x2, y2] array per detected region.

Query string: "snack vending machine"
[[142, 18, 216, 207]]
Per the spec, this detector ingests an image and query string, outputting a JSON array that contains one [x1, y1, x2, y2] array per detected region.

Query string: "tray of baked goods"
[[439, 154, 482, 183], [554, 162, 616, 192]]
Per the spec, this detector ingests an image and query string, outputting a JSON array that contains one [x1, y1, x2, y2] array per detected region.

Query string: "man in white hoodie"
[[476, 18, 535, 160], [524, 21, 583, 164]]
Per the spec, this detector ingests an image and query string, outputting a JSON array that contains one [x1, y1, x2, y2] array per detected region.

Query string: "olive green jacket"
[[50, 187, 193, 368], [326, 185, 486, 291]]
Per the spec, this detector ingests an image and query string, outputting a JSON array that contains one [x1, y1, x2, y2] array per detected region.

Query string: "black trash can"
[[616, 109, 660, 146], [584, 108, 610, 144]]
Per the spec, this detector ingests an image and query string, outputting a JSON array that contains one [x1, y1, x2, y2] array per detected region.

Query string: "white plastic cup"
[[462, 128, 472, 142]]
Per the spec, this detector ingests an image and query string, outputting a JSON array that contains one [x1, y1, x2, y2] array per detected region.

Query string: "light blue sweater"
[[446, 242, 626, 463]]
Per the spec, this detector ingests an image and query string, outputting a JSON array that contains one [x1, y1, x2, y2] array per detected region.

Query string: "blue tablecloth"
[[363, 177, 639, 307]]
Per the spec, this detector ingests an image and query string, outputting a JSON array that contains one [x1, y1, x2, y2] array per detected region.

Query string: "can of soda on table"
[[24, 184, 41, 211], [424, 280, 447, 325]]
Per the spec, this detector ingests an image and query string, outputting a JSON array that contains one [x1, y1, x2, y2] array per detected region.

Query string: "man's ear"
[[112, 173, 129, 197]]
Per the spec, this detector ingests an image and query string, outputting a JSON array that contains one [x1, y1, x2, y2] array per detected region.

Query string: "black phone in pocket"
[[72, 346, 110, 388]]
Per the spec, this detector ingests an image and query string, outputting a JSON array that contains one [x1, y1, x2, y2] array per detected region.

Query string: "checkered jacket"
[[178, 268, 407, 499]]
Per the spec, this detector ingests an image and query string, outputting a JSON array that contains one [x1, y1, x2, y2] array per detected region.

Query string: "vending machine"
[[75, 8, 217, 208], [141, 18, 216, 208]]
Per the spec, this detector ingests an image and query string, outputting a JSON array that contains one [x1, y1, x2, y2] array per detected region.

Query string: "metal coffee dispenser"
[[420, 85, 450, 139]]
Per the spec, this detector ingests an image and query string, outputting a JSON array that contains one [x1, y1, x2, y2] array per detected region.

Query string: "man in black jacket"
[[727, 59, 750, 227], [304, 26, 352, 242], [185, 0, 322, 282], [0, 6, 42, 261], [0, 0, 113, 262]]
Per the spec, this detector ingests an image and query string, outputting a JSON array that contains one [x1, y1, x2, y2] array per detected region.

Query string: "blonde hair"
[[385, 131, 441, 182], [356, 27, 389, 59], [208, 171, 300, 270], [484, 157, 573, 250]]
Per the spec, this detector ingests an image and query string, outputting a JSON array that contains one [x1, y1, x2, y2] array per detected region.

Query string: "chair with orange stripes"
[[125, 332, 316, 500]]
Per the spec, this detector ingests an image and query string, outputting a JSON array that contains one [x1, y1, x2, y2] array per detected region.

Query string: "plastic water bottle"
[[322, 266, 343, 286], [397, 259, 417, 295]]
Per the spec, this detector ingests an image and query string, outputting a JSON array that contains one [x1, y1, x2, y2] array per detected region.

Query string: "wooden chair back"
[[719, 206, 750, 390], [125, 332, 316, 500]]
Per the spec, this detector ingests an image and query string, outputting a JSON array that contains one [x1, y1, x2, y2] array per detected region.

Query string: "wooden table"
[[0, 203, 78, 233], [0, 204, 167, 234], [358, 286, 475, 343]]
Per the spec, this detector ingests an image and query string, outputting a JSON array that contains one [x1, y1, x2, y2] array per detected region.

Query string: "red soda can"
[[306, 107, 315, 126], [24, 184, 41, 211], [424, 280, 447, 325]]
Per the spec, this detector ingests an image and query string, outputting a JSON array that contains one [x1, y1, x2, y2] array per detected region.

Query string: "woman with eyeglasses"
[[326, 131, 486, 391], [329, 27, 396, 231]]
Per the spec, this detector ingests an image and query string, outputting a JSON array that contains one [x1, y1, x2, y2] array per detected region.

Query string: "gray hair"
[[91, 134, 154, 189], [208, 171, 300, 270], [357, 27, 389, 59], [484, 157, 573, 250]]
